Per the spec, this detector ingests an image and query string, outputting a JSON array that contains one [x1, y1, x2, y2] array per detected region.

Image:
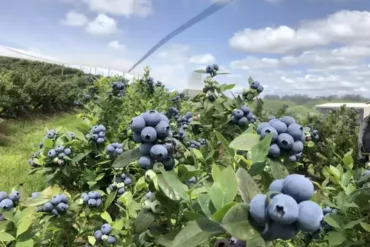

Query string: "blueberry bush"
[[2, 64, 370, 246]]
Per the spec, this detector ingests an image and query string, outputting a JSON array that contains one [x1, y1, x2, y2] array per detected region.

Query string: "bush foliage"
[[0, 56, 92, 117], [1, 65, 370, 247]]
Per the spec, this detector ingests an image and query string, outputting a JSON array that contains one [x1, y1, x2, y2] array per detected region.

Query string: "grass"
[[0, 112, 82, 193]]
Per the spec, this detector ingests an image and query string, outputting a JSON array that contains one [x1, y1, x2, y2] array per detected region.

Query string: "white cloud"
[[60, 10, 88, 27], [82, 0, 153, 17], [230, 56, 280, 70], [85, 14, 118, 35], [189, 53, 216, 64], [108, 40, 125, 50], [229, 10, 370, 53]]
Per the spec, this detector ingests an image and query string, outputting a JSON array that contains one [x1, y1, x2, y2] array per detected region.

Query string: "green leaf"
[[269, 160, 289, 179], [211, 202, 237, 222], [0, 232, 15, 242], [100, 211, 112, 224], [221, 203, 259, 241], [113, 218, 124, 231], [229, 134, 260, 151], [324, 215, 341, 228], [194, 69, 207, 73], [344, 218, 364, 229], [250, 133, 272, 164], [16, 218, 32, 237], [220, 83, 235, 91], [171, 221, 213, 247], [248, 162, 266, 176], [112, 148, 141, 168], [236, 168, 262, 203], [342, 150, 353, 169], [134, 210, 156, 233], [104, 190, 117, 210], [198, 193, 213, 217], [215, 131, 235, 158], [15, 239, 34, 247], [326, 231, 346, 246], [88, 236, 96, 245], [158, 168, 188, 201], [360, 222, 370, 232], [209, 166, 238, 210], [192, 149, 203, 160]]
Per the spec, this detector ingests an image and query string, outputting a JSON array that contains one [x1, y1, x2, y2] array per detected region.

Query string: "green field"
[[0, 112, 82, 192]]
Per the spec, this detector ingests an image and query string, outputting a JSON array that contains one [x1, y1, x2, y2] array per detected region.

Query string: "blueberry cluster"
[[28, 151, 41, 167], [131, 110, 175, 171], [86, 125, 107, 144], [47, 145, 72, 165], [0, 191, 20, 211], [142, 192, 162, 214], [189, 139, 207, 149], [81, 191, 103, 208], [176, 112, 193, 128], [249, 174, 322, 241], [106, 143, 123, 157], [171, 92, 186, 102], [250, 81, 264, 94], [111, 81, 127, 97], [309, 129, 319, 141], [155, 80, 164, 88], [257, 116, 305, 162], [94, 224, 116, 244], [108, 173, 132, 201], [231, 105, 258, 127], [144, 77, 155, 93], [205, 64, 219, 77], [168, 107, 180, 117], [39, 194, 69, 215]]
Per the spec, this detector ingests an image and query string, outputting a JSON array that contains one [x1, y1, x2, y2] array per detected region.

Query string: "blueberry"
[[249, 194, 268, 225], [143, 110, 161, 127], [91, 134, 98, 140], [106, 145, 115, 154], [282, 174, 314, 202], [9, 191, 20, 202], [51, 195, 62, 205], [107, 235, 116, 244], [256, 84, 264, 93], [269, 179, 284, 192], [150, 144, 169, 161], [60, 194, 68, 203], [280, 116, 296, 126], [98, 125, 106, 132], [260, 126, 278, 142], [96, 199, 102, 207], [238, 117, 248, 127], [250, 81, 260, 89], [120, 173, 127, 179], [0, 199, 14, 210], [101, 223, 112, 234], [276, 133, 294, 150], [131, 116, 146, 133], [187, 176, 196, 184], [159, 114, 169, 123], [323, 207, 332, 214], [94, 230, 103, 240], [58, 153, 66, 159], [291, 141, 304, 154], [141, 127, 157, 143], [206, 65, 214, 74], [296, 201, 323, 233], [56, 203, 68, 213], [124, 177, 132, 185], [268, 194, 299, 225], [287, 123, 303, 141], [133, 132, 142, 143], [268, 144, 281, 158], [118, 188, 125, 195], [162, 157, 175, 171], [88, 199, 97, 207], [96, 138, 105, 144], [98, 131, 105, 138], [138, 156, 154, 170], [232, 109, 244, 119], [0, 192, 7, 201], [146, 192, 152, 200], [112, 143, 122, 149], [92, 126, 99, 133], [81, 193, 89, 203], [240, 105, 250, 114], [288, 155, 297, 162], [231, 115, 238, 124], [51, 209, 59, 215], [64, 148, 72, 155], [270, 120, 287, 134], [48, 149, 57, 158], [155, 121, 170, 138], [212, 64, 219, 71], [116, 148, 123, 155], [42, 202, 53, 212], [257, 122, 270, 134]]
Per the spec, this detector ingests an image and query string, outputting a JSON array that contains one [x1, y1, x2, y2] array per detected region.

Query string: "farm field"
[[0, 59, 369, 247]]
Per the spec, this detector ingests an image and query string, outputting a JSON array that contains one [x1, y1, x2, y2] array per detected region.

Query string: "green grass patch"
[[0, 113, 82, 193]]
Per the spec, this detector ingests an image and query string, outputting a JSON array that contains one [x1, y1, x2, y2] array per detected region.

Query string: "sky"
[[0, 0, 370, 96]]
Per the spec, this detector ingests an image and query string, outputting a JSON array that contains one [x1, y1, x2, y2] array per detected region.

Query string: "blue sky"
[[0, 0, 370, 96]]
